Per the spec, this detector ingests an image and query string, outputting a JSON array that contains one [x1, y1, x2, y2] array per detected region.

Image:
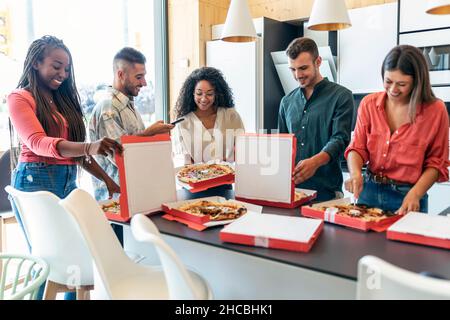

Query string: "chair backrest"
[[130, 214, 199, 299], [0, 150, 12, 213], [0, 253, 49, 300], [59, 188, 137, 299], [4, 186, 93, 286], [357, 255, 450, 300]]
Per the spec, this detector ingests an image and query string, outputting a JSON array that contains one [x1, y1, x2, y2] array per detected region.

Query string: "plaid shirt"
[[88, 87, 145, 200]]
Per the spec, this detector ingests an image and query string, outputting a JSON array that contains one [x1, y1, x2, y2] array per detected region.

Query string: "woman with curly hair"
[[173, 67, 244, 164]]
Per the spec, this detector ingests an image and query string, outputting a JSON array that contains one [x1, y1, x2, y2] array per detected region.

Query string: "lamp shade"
[[221, 0, 257, 42], [426, 0, 450, 14], [307, 0, 351, 31]]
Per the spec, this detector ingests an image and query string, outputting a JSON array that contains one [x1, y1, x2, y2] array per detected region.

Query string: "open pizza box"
[[301, 198, 402, 232], [387, 212, 450, 249], [161, 196, 262, 231], [102, 134, 177, 222], [220, 212, 323, 253], [234, 133, 317, 208], [175, 161, 235, 193]]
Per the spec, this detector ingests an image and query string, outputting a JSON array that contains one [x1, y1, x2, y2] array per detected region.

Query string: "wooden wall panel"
[[168, 0, 397, 114]]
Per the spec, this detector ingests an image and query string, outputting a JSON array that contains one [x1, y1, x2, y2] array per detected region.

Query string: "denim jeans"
[[358, 175, 428, 213], [10, 162, 77, 300]]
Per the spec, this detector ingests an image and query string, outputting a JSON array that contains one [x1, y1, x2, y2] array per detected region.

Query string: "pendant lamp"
[[307, 0, 351, 31], [221, 0, 257, 42]]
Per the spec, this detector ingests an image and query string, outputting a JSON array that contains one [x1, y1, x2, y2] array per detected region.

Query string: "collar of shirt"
[[300, 78, 330, 102], [374, 91, 424, 117]]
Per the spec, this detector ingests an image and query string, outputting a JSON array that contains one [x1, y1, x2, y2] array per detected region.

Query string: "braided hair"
[[174, 67, 235, 118], [16, 35, 85, 142]]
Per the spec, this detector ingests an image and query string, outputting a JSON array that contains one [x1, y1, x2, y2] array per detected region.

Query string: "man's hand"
[[293, 158, 320, 184], [105, 179, 120, 199], [396, 189, 421, 215], [344, 173, 364, 199], [142, 120, 174, 136]]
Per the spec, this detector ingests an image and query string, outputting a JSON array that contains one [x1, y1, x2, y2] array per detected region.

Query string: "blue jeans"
[[358, 176, 428, 213], [10, 162, 78, 300]]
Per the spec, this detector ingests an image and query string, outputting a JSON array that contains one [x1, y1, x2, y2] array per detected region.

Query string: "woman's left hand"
[[396, 190, 421, 215], [106, 180, 120, 199]]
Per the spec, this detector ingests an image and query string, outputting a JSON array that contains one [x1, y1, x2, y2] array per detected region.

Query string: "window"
[[0, 0, 167, 151]]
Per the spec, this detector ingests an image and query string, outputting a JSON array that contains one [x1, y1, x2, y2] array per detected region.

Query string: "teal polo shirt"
[[278, 78, 355, 201]]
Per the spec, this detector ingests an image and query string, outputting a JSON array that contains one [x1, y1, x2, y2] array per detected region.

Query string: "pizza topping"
[[101, 201, 120, 213], [177, 200, 247, 221], [177, 163, 234, 183], [319, 204, 394, 222], [294, 191, 308, 202]]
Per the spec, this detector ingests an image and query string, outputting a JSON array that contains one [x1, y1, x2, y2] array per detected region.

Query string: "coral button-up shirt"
[[8, 89, 74, 165], [345, 92, 449, 184]]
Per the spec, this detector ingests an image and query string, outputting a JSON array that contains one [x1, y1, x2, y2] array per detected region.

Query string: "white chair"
[[357, 255, 450, 300], [130, 214, 213, 300], [59, 188, 213, 300], [5, 186, 94, 300]]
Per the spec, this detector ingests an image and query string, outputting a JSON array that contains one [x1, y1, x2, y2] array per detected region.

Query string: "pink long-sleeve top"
[[8, 89, 75, 165]]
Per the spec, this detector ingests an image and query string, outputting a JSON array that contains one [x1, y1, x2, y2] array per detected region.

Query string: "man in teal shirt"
[[278, 37, 354, 201]]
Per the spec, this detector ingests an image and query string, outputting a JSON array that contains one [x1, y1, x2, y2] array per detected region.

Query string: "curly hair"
[[174, 67, 234, 118]]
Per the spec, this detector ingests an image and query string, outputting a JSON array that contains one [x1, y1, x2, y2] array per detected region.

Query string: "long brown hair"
[[382, 45, 436, 122], [16, 35, 85, 142]]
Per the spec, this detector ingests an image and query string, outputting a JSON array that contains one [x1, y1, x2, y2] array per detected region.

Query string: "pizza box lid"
[[301, 198, 402, 232], [161, 196, 263, 229], [105, 134, 177, 222], [387, 212, 450, 249], [220, 212, 324, 252], [175, 161, 235, 193], [236, 188, 317, 208], [234, 133, 312, 207]]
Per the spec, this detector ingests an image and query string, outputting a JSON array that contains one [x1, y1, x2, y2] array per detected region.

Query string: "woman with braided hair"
[[8, 35, 122, 252]]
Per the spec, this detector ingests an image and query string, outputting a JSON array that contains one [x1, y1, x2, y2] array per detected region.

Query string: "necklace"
[[49, 99, 53, 104]]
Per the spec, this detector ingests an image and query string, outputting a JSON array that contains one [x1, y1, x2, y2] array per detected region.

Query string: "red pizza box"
[[104, 134, 177, 222], [161, 196, 262, 231], [387, 212, 450, 249], [300, 198, 402, 232], [234, 133, 317, 208], [220, 212, 324, 252], [175, 163, 235, 193]]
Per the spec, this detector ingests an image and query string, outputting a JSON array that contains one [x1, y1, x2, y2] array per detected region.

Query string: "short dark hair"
[[286, 37, 319, 60], [113, 47, 146, 66]]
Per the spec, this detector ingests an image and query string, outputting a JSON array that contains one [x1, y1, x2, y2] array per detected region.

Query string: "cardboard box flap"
[[221, 212, 323, 243], [235, 134, 295, 204], [388, 212, 450, 240], [119, 135, 177, 216]]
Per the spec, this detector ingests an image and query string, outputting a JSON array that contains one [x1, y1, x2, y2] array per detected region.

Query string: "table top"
[[144, 188, 450, 281]]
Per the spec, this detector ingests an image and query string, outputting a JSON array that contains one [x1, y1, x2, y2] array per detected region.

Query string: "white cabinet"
[[399, 0, 450, 33], [337, 3, 397, 94]]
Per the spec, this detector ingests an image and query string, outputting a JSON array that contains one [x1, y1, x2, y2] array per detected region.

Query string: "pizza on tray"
[[177, 200, 247, 221], [177, 163, 234, 183], [319, 204, 396, 222], [294, 190, 309, 202], [101, 200, 120, 213]]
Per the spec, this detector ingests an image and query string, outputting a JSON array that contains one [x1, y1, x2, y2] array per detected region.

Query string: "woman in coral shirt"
[[8, 36, 122, 247], [345, 45, 449, 214]]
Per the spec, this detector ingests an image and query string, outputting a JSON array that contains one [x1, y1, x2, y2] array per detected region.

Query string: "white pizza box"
[[234, 133, 317, 208], [175, 161, 235, 193], [104, 134, 177, 222], [220, 212, 323, 252], [301, 198, 402, 232], [161, 196, 262, 231], [387, 212, 450, 249]]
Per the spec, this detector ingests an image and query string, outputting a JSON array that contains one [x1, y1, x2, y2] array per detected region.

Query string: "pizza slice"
[[101, 200, 120, 214]]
